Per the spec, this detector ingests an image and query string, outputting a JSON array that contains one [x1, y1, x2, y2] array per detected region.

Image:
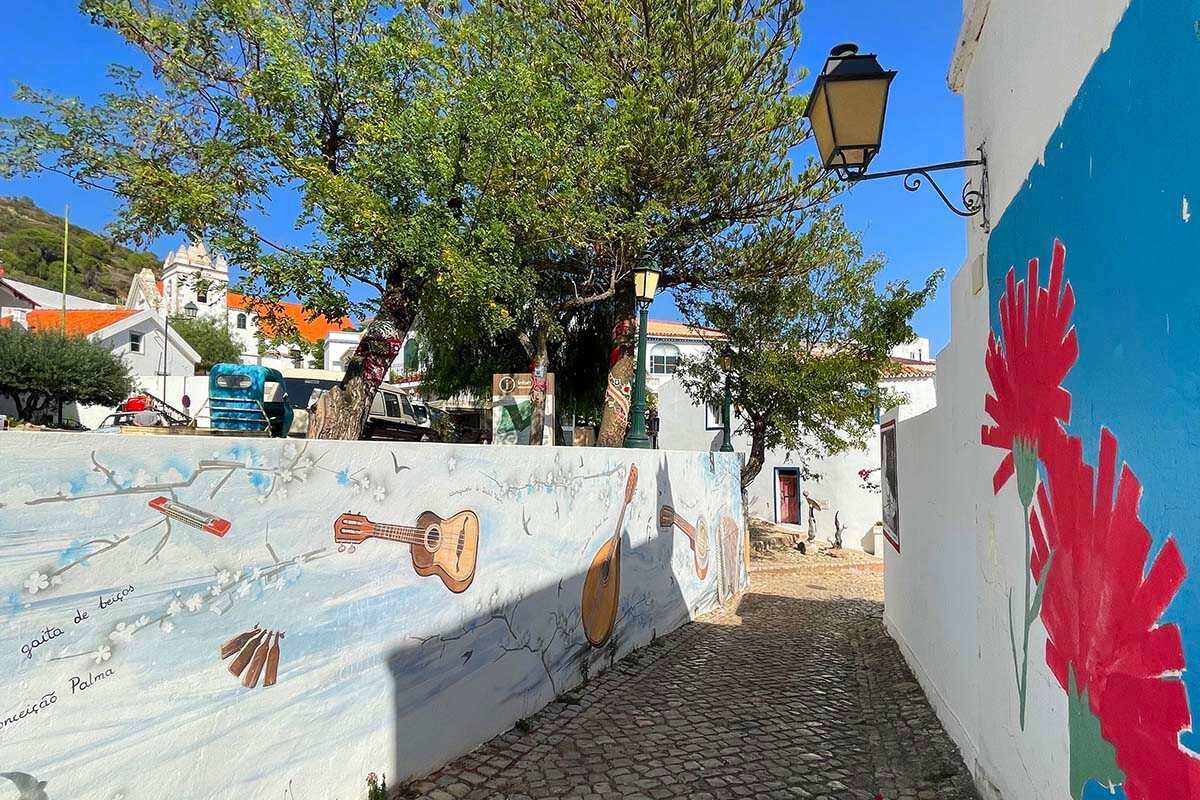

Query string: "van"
[[364, 383, 429, 441]]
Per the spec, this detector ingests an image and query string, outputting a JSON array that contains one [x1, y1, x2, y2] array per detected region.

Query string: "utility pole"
[[60, 206, 69, 334]]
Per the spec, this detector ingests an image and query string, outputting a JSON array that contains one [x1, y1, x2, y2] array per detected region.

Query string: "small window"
[[383, 392, 402, 418], [236, 313, 247, 329], [129, 332, 143, 353], [401, 395, 416, 418], [197, 287, 208, 303], [290, 348, 303, 368], [706, 399, 725, 430], [215, 374, 253, 389], [650, 343, 680, 375]]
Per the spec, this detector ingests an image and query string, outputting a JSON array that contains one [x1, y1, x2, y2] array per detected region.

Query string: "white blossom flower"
[[372, 486, 386, 502], [282, 443, 297, 460], [216, 569, 233, 587], [209, 584, 222, 597], [109, 622, 134, 643], [279, 487, 289, 498], [352, 482, 364, 495], [236, 581, 254, 598], [299, 457, 313, 470], [278, 468, 294, 484], [166, 598, 184, 616], [93, 645, 112, 664], [361, 475, 371, 489], [50, 574, 63, 586], [24, 572, 49, 594], [160, 619, 175, 634], [185, 593, 205, 612], [135, 615, 150, 627]]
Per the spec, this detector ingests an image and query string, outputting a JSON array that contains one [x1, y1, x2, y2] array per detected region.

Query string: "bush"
[[0, 327, 133, 421]]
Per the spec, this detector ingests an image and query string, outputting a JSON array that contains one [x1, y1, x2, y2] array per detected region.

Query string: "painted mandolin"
[[581, 464, 638, 647]]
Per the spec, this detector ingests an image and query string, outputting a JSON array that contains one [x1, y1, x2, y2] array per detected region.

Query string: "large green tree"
[[415, 0, 837, 444], [675, 209, 941, 490], [0, 328, 133, 422]]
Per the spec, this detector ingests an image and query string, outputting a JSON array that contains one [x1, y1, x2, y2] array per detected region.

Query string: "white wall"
[[0, 434, 746, 799], [656, 373, 935, 550], [886, 2, 1136, 798], [97, 319, 196, 378]]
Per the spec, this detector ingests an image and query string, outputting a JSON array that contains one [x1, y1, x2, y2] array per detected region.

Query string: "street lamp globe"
[[632, 259, 662, 305], [183, 302, 199, 319], [804, 43, 896, 180]]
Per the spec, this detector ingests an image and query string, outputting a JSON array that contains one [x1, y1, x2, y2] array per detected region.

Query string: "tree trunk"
[[527, 327, 550, 446], [309, 302, 416, 440], [741, 414, 769, 492], [596, 352, 635, 447]]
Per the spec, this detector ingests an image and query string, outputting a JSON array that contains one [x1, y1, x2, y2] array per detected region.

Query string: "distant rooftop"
[[2, 276, 114, 311]]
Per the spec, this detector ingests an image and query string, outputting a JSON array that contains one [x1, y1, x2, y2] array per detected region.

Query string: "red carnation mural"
[[982, 239, 1080, 729], [983, 239, 1199, 799], [982, 238, 1079, 500]]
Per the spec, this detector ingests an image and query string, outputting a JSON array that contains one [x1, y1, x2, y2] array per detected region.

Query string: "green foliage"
[[0, 327, 133, 421], [675, 208, 941, 489], [0, 197, 160, 303], [169, 314, 244, 372], [0, 0, 837, 433]]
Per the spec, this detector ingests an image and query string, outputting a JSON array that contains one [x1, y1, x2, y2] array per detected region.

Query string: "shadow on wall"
[[383, 459, 724, 782]]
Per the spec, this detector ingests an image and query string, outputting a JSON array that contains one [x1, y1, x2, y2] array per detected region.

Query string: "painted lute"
[[657, 505, 710, 579], [582, 465, 638, 647], [333, 510, 480, 593]]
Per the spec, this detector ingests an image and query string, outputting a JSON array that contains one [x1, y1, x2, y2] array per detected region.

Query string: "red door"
[[778, 472, 799, 524]]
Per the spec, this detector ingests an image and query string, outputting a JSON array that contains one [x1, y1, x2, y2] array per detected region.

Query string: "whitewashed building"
[[645, 319, 936, 550], [124, 242, 356, 371]]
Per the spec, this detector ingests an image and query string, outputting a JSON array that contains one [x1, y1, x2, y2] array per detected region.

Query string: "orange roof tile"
[[888, 358, 936, 377], [227, 291, 355, 342], [24, 309, 139, 335]]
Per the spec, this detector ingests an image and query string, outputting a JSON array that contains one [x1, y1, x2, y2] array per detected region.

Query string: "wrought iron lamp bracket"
[[846, 146, 990, 231]]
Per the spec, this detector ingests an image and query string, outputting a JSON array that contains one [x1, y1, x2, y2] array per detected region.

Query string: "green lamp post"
[[623, 258, 661, 449], [719, 351, 734, 453]]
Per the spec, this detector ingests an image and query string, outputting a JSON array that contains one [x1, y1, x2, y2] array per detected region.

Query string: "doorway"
[[776, 468, 799, 524]]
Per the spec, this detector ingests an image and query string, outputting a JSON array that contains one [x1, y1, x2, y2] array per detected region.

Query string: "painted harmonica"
[[148, 496, 231, 538]]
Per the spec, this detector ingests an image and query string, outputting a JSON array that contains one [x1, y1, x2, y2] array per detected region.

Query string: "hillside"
[[0, 196, 160, 304]]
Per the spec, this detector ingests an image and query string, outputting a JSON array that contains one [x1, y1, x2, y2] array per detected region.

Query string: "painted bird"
[[0, 772, 50, 800]]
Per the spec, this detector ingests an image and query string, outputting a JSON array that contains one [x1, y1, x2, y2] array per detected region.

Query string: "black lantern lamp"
[[805, 43, 896, 180], [183, 302, 199, 319], [805, 43, 988, 228]]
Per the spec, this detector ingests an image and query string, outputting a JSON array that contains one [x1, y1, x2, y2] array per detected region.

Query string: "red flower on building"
[[1031, 428, 1199, 798], [981, 239, 1079, 498]]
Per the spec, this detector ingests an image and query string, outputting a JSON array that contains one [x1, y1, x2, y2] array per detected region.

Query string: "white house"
[[644, 319, 936, 551], [125, 241, 356, 371]]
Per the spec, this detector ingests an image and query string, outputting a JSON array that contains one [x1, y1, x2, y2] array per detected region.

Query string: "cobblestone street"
[[404, 558, 978, 800]]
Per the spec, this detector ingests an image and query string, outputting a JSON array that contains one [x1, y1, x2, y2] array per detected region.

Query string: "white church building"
[[124, 242, 356, 371]]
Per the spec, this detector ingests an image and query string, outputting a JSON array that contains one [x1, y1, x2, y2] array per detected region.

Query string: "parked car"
[[363, 383, 430, 441]]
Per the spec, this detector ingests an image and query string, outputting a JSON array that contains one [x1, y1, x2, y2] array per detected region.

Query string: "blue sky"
[[0, 0, 965, 353]]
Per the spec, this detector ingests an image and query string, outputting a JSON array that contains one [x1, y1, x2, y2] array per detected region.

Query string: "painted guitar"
[[657, 505, 710, 579], [333, 510, 480, 593], [582, 464, 638, 647]]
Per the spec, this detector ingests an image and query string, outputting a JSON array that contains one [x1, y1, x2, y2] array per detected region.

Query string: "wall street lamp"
[[805, 43, 988, 229], [624, 258, 662, 449]]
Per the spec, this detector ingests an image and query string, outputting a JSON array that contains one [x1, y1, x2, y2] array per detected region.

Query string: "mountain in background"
[[0, 196, 160, 304]]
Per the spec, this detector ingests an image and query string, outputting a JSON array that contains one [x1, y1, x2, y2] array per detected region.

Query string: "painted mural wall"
[[887, 2, 1200, 800], [0, 433, 746, 800]]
